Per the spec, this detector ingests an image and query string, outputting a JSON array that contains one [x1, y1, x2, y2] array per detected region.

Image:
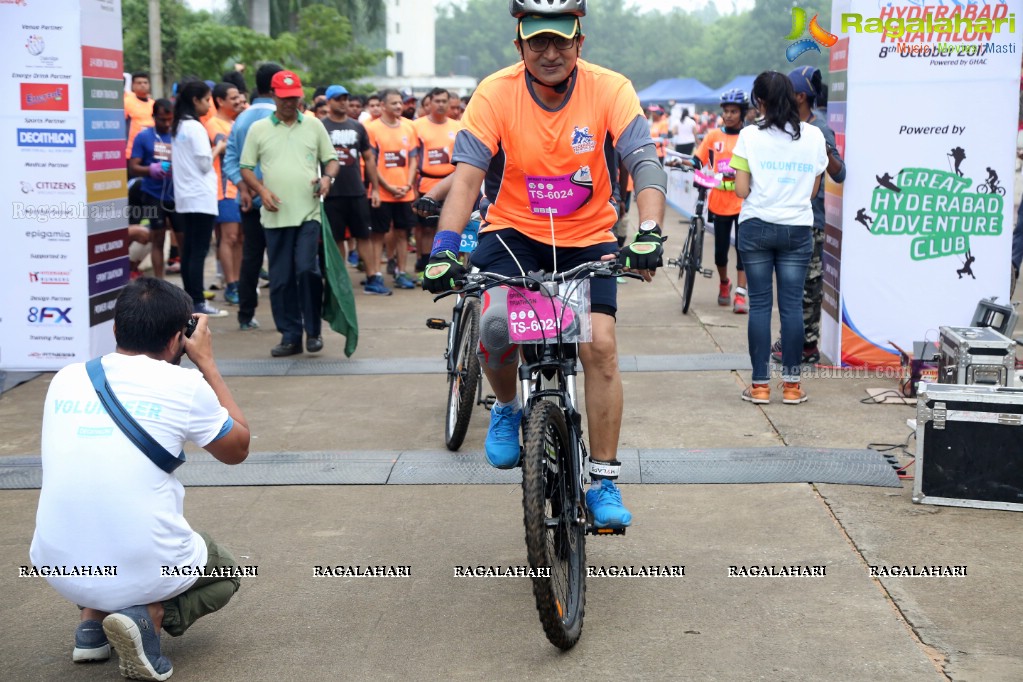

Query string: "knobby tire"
[[681, 219, 698, 314], [444, 297, 481, 451], [522, 400, 585, 650]]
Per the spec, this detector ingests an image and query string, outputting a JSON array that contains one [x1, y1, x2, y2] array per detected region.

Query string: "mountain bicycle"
[[977, 176, 1006, 196], [425, 215, 493, 451], [435, 260, 640, 649], [664, 150, 716, 314]]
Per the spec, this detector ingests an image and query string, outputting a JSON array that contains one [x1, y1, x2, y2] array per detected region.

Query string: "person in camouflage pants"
[[772, 67, 846, 366]]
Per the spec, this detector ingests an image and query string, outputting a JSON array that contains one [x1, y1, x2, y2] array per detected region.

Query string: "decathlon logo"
[[785, 7, 838, 62], [17, 128, 76, 148]]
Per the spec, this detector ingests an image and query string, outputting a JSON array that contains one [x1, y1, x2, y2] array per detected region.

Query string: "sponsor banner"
[[82, 77, 122, 110], [90, 285, 122, 329], [29, 269, 73, 286], [83, 108, 124, 141], [88, 228, 129, 264], [827, 69, 848, 104], [84, 139, 124, 172], [80, 44, 122, 80], [85, 168, 126, 203], [17, 127, 77, 148], [825, 0, 1022, 367], [829, 36, 850, 71], [86, 198, 128, 235], [81, 1, 123, 49], [88, 255, 128, 296], [15, 178, 79, 196], [20, 83, 70, 111]]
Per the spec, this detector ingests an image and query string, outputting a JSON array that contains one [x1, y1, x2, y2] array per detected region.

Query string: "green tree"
[[226, 0, 385, 38], [122, 0, 195, 96], [176, 22, 289, 86], [281, 4, 389, 95]]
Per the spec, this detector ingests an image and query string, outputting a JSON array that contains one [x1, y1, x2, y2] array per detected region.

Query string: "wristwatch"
[[638, 220, 660, 234]]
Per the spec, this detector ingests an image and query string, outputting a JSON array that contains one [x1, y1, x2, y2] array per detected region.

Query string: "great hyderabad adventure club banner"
[[821, 0, 1021, 367]]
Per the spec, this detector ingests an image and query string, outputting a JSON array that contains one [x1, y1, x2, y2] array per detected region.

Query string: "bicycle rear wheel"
[[681, 219, 699, 314], [444, 297, 481, 451], [522, 400, 585, 649]]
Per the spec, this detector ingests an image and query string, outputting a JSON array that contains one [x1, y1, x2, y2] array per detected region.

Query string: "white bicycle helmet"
[[509, 0, 586, 18]]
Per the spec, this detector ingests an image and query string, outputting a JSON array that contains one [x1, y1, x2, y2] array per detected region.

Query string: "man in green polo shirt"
[[240, 70, 340, 357]]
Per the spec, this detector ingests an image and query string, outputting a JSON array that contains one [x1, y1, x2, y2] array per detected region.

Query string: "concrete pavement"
[[0, 205, 1020, 681]]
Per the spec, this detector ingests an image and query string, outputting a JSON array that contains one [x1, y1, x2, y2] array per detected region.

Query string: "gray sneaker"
[[102, 606, 173, 681], [73, 620, 110, 663], [194, 302, 228, 318]]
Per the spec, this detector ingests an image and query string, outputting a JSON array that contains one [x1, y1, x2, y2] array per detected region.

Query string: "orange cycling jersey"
[[366, 118, 419, 203], [205, 117, 237, 201], [695, 127, 743, 217], [459, 59, 644, 248], [413, 116, 461, 194]]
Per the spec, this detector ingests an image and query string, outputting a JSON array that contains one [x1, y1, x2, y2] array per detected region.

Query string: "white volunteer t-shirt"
[[732, 121, 827, 226], [30, 353, 231, 612], [172, 117, 218, 215], [673, 116, 697, 146]]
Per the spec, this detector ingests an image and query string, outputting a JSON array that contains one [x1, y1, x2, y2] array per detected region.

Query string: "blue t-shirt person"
[[131, 127, 174, 202]]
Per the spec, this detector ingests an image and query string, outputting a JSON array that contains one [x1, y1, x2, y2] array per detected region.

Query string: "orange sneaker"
[[741, 383, 770, 404], [782, 381, 808, 404], [733, 293, 748, 314], [718, 279, 731, 306]]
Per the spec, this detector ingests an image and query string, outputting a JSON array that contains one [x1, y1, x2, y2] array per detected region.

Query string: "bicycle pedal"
[[700, 269, 714, 278], [587, 525, 626, 536], [425, 317, 449, 330], [481, 394, 497, 410], [666, 258, 680, 267]]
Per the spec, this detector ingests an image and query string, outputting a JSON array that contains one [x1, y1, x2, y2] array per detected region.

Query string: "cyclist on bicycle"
[[695, 88, 749, 313], [423, 0, 667, 529]]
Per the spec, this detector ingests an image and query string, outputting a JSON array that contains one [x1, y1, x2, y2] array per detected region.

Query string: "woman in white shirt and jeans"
[[172, 80, 227, 316], [730, 71, 827, 405]]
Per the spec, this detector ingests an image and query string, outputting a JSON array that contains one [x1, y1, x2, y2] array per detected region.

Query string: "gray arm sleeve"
[[617, 115, 666, 196], [451, 129, 493, 171]]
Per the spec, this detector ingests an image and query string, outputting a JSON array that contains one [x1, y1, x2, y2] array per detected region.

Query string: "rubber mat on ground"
[[0, 447, 898, 488]]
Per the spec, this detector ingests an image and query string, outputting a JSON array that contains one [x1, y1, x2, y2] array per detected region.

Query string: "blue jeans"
[[737, 218, 812, 383], [264, 220, 323, 343]]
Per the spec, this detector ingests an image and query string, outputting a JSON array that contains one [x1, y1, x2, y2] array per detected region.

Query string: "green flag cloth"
[[319, 203, 358, 357]]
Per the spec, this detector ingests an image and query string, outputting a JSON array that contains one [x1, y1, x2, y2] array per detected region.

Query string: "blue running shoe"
[[224, 282, 239, 305], [73, 619, 110, 663], [364, 275, 392, 296], [394, 272, 416, 290], [586, 479, 632, 528], [485, 404, 522, 469], [347, 249, 359, 267], [102, 606, 173, 681]]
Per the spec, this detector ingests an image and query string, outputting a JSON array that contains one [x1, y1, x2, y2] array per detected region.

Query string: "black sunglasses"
[[525, 34, 577, 53]]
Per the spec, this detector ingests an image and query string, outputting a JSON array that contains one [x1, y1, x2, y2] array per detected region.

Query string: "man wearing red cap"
[[240, 70, 340, 357]]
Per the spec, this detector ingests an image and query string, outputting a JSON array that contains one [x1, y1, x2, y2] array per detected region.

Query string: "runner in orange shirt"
[[124, 72, 154, 159], [206, 82, 245, 305], [365, 89, 419, 290], [423, 0, 667, 528], [412, 88, 462, 280], [648, 104, 670, 162]]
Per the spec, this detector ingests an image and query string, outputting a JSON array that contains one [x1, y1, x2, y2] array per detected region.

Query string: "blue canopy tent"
[[635, 78, 713, 106], [691, 75, 757, 107]]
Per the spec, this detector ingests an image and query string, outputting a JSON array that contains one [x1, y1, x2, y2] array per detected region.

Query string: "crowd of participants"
[[122, 62, 472, 357]]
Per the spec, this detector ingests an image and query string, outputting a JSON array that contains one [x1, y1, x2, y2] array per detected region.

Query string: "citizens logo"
[[27, 306, 71, 325], [21, 83, 69, 111], [29, 270, 70, 285], [17, 128, 76, 148], [785, 7, 838, 62], [18, 180, 77, 195]]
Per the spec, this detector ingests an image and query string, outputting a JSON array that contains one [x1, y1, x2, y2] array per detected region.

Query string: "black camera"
[[184, 316, 198, 338]]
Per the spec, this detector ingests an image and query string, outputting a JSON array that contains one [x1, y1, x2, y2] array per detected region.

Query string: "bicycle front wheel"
[[681, 219, 700, 314], [522, 400, 585, 650], [445, 297, 481, 451]]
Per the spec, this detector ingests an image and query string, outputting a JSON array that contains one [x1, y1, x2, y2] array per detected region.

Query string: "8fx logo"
[[28, 306, 71, 324], [785, 7, 838, 62]]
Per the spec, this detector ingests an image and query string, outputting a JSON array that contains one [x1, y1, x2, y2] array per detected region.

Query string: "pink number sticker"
[[507, 289, 577, 343]]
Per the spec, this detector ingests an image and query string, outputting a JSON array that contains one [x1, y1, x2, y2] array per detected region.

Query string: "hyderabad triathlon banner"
[[823, 0, 1022, 367], [0, 0, 125, 371]]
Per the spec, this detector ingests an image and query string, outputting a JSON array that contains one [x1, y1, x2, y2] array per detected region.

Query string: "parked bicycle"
[[435, 260, 641, 649], [664, 149, 716, 313]]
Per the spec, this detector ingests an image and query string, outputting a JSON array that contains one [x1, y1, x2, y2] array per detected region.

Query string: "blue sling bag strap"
[[85, 357, 185, 474]]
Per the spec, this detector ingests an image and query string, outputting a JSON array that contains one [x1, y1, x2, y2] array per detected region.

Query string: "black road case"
[[914, 383, 1023, 511]]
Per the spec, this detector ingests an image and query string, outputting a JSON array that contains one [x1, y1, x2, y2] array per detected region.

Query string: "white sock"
[[495, 397, 520, 411]]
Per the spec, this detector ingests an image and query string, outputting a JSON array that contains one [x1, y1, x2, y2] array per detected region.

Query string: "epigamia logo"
[[785, 7, 838, 62]]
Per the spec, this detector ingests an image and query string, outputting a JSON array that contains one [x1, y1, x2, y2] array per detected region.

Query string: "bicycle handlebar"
[[432, 260, 643, 302], [664, 149, 701, 171]]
